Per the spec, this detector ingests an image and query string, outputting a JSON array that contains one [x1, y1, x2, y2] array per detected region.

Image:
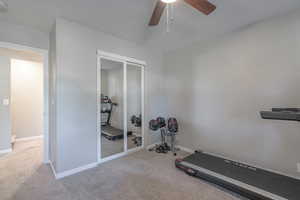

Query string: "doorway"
[[0, 42, 49, 163], [10, 58, 43, 142], [97, 51, 145, 163]]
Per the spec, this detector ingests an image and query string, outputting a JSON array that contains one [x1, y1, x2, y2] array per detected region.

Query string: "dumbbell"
[[168, 118, 178, 133], [156, 117, 166, 128]]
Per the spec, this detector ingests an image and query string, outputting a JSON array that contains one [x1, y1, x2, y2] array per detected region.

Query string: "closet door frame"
[[97, 50, 146, 164]]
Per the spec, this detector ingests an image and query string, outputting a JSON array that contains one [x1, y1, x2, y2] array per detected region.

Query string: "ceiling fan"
[[0, 0, 8, 12], [149, 0, 216, 26]]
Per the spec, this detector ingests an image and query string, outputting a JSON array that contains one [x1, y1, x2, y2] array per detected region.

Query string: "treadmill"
[[101, 95, 132, 140], [176, 151, 300, 200], [102, 125, 132, 141], [260, 108, 300, 121], [175, 108, 300, 200]]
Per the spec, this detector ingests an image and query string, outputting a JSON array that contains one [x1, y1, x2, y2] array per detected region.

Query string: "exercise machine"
[[175, 108, 300, 199], [101, 95, 132, 140], [149, 117, 179, 155], [101, 95, 117, 126], [260, 108, 300, 121], [131, 115, 142, 147], [176, 151, 300, 200]]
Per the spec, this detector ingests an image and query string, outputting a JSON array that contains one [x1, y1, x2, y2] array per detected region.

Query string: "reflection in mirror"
[[100, 58, 124, 158], [127, 64, 142, 150]]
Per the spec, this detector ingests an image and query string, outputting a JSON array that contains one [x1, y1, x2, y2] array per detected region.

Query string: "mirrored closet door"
[[100, 58, 124, 159], [127, 64, 143, 150], [98, 52, 145, 162]]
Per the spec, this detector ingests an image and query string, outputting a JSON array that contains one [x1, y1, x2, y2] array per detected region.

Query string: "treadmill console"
[[260, 108, 300, 121]]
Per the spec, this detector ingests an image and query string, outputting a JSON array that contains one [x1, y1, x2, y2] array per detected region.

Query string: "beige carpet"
[[0, 139, 246, 200], [101, 135, 139, 158]]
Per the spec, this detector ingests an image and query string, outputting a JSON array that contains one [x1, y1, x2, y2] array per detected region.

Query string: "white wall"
[[51, 18, 166, 173], [165, 10, 300, 178], [0, 56, 11, 151], [0, 20, 49, 50], [10, 59, 43, 139]]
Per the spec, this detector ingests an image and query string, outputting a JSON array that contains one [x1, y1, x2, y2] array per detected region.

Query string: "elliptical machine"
[[149, 117, 179, 156]]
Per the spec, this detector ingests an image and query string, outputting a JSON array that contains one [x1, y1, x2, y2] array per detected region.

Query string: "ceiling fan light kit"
[[161, 0, 177, 3], [149, 0, 216, 29]]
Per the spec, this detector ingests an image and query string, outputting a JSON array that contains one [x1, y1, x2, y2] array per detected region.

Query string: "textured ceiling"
[[1, 0, 300, 51]]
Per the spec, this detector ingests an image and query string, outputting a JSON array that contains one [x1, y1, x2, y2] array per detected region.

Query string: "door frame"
[[97, 50, 145, 164], [0, 41, 49, 163]]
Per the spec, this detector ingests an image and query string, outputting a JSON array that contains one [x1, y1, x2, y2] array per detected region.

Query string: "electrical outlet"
[[297, 163, 300, 173]]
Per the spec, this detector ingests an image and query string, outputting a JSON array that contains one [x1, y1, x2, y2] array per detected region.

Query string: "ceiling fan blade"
[[149, 1, 166, 26], [184, 0, 216, 15]]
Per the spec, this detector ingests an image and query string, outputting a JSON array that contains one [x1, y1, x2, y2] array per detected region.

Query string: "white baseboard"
[[0, 148, 12, 154], [49, 161, 57, 178], [50, 144, 144, 180], [11, 135, 16, 144], [99, 146, 143, 165], [15, 135, 43, 142], [176, 145, 194, 154], [49, 161, 98, 180]]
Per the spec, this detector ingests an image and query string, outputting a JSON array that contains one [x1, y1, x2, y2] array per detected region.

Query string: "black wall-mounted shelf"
[[260, 108, 300, 121]]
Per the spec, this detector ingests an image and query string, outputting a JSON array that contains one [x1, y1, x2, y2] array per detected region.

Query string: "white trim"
[[181, 161, 288, 200], [0, 41, 49, 164], [99, 151, 128, 164], [123, 61, 128, 152], [99, 146, 143, 165], [141, 66, 145, 148], [50, 161, 98, 180], [42, 50, 49, 164], [11, 135, 16, 144], [49, 161, 57, 178], [50, 147, 143, 180], [96, 54, 101, 163], [176, 145, 194, 154], [97, 50, 146, 66], [55, 162, 98, 179], [15, 135, 43, 142], [0, 148, 12, 154], [126, 146, 143, 154]]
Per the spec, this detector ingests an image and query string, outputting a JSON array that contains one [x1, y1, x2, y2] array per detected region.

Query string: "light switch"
[[2, 98, 9, 106]]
